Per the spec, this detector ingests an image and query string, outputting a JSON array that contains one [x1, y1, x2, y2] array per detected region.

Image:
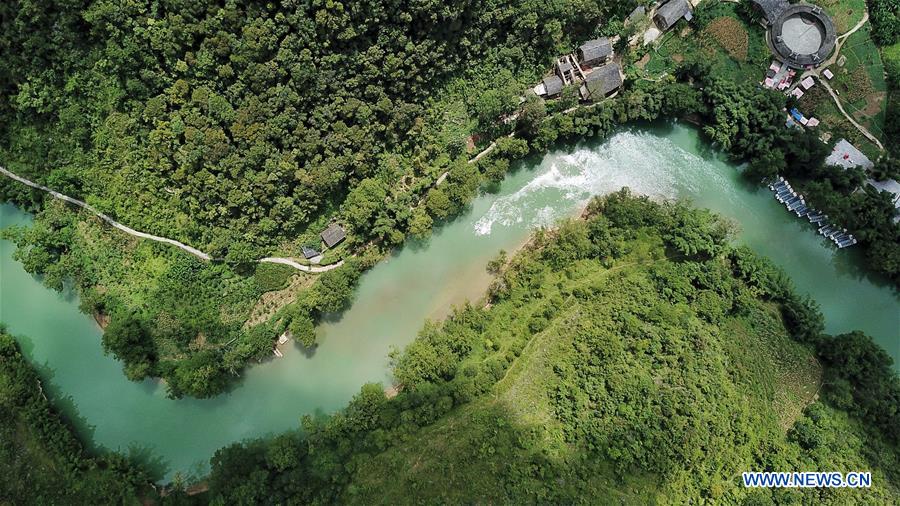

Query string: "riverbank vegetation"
[[0, 0, 646, 396], [0, 328, 154, 504], [2, 196, 896, 502], [202, 192, 900, 503], [2, 0, 897, 399]]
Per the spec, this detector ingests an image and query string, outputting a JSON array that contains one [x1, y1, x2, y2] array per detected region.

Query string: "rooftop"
[[769, 4, 836, 68], [542, 75, 564, 96], [825, 139, 874, 170], [654, 0, 691, 31], [579, 63, 623, 100], [320, 223, 346, 248], [577, 38, 612, 65]]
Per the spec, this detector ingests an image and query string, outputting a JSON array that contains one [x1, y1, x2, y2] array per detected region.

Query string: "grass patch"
[[831, 24, 889, 139], [253, 262, 296, 293], [814, 0, 867, 34]]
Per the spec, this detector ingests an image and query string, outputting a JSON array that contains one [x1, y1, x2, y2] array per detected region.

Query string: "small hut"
[[579, 63, 623, 101], [301, 246, 321, 260], [577, 38, 613, 66], [627, 5, 646, 25], [320, 224, 346, 248], [750, 0, 789, 24], [654, 0, 691, 31], [542, 75, 564, 97]]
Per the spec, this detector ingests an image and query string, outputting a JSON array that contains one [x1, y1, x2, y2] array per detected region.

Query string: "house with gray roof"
[[577, 38, 613, 66], [579, 63, 623, 101], [542, 75, 564, 97], [654, 0, 692, 32], [320, 223, 346, 248], [750, 0, 789, 24]]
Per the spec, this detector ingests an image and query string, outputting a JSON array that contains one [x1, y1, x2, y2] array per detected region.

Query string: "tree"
[[518, 95, 546, 138], [664, 205, 730, 258], [288, 308, 316, 347], [486, 249, 507, 274], [342, 177, 388, 233], [872, 157, 900, 181], [407, 207, 433, 238], [102, 310, 156, 381]]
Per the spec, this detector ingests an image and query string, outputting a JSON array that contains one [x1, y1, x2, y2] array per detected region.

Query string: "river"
[[1, 123, 897, 481]]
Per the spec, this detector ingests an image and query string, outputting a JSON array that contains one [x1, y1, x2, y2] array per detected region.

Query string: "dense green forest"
[[868, 0, 900, 46], [0, 328, 153, 504], [202, 192, 900, 503], [0, 0, 637, 253]]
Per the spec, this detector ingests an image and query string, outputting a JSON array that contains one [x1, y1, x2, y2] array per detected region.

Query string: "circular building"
[[768, 4, 836, 68]]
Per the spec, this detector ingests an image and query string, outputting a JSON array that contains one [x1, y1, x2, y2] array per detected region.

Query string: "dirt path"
[[793, 11, 884, 151], [0, 165, 344, 273], [820, 80, 885, 150]]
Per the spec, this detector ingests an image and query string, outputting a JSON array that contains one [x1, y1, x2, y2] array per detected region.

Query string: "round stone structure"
[[769, 4, 836, 68]]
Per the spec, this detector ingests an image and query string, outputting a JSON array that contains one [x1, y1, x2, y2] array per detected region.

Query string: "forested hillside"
[[2, 1, 896, 397], [204, 193, 900, 504], [0, 329, 152, 504], [0, 0, 640, 396], [2, 195, 896, 503], [0, 0, 632, 254]]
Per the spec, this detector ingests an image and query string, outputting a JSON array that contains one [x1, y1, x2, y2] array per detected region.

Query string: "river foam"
[[474, 130, 716, 235], [474, 132, 672, 235]]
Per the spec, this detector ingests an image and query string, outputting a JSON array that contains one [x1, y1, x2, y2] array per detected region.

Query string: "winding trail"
[[0, 165, 343, 273], [793, 11, 884, 151], [820, 80, 884, 151]]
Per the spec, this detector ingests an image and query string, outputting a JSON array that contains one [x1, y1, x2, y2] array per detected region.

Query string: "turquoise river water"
[[1, 123, 897, 480]]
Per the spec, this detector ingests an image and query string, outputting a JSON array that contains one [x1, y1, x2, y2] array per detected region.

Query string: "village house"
[[654, 0, 692, 32], [579, 63, 623, 101], [538, 75, 564, 97], [577, 37, 613, 67], [301, 245, 321, 260], [320, 223, 346, 249], [556, 58, 575, 83]]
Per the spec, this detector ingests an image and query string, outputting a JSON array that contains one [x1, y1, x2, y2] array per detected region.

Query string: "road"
[[0, 165, 344, 273]]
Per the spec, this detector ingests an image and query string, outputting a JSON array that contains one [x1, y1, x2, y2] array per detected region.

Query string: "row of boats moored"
[[768, 177, 858, 249]]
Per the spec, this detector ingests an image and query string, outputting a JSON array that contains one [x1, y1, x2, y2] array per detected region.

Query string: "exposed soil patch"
[[861, 91, 886, 116], [635, 53, 651, 69], [93, 311, 110, 329], [703, 17, 749, 61]]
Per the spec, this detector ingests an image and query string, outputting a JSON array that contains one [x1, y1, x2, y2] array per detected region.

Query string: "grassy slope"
[[835, 25, 889, 140], [345, 233, 897, 504], [349, 237, 667, 504]]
